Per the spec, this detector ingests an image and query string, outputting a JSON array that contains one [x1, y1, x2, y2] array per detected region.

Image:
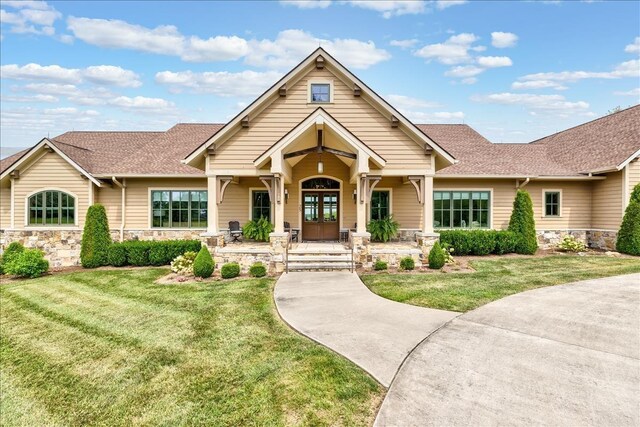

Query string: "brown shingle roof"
[[0, 149, 29, 174]]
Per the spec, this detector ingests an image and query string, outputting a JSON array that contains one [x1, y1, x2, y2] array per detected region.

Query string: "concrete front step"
[[287, 262, 354, 271], [288, 249, 351, 255], [288, 255, 352, 262]]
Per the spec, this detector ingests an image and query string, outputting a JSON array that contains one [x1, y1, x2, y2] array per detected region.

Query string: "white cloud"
[[109, 96, 175, 113], [491, 32, 518, 48], [460, 77, 477, 85], [155, 69, 282, 97], [414, 33, 479, 64], [280, 0, 332, 8], [477, 56, 513, 68], [625, 37, 640, 54], [0, 63, 142, 87], [517, 59, 640, 85], [435, 0, 467, 10], [182, 35, 249, 62], [402, 110, 465, 123], [245, 29, 390, 70], [1, 93, 58, 103], [445, 65, 484, 78], [0, 1, 60, 35], [613, 88, 640, 97], [389, 38, 419, 49], [386, 94, 441, 110], [511, 80, 567, 90], [471, 92, 590, 116], [344, 1, 426, 18]]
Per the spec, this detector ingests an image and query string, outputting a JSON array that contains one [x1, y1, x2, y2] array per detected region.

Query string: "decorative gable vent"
[[353, 84, 361, 97], [315, 55, 325, 69], [390, 115, 399, 128], [279, 84, 287, 97], [241, 116, 249, 128]]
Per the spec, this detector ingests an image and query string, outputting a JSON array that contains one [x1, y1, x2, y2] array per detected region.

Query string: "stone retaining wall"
[[536, 229, 617, 251]]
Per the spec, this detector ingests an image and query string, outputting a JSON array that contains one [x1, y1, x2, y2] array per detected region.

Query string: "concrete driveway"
[[375, 273, 640, 426], [274, 271, 458, 387]]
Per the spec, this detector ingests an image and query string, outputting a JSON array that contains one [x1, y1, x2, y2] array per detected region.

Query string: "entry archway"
[[299, 176, 342, 241]]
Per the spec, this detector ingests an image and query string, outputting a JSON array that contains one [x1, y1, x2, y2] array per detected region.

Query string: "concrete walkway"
[[376, 273, 640, 426], [274, 271, 458, 387]]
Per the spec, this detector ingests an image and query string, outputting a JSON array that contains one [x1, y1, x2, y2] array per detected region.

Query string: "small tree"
[[428, 241, 446, 269], [80, 204, 112, 268], [508, 190, 538, 255], [193, 246, 215, 278], [616, 183, 640, 256]]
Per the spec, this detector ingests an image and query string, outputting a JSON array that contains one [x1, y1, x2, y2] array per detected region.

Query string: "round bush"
[[249, 262, 267, 277], [616, 183, 640, 256], [108, 243, 127, 267], [193, 246, 215, 278], [399, 256, 415, 271], [428, 241, 445, 269], [1, 242, 25, 274], [4, 249, 49, 278], [80, 204, 112, 268], [221, 262, 240, 279], [508, 190, 538, 255], [374, 260, 388, 271]]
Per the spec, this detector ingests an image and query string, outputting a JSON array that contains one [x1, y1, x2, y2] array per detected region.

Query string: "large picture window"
[[28, 190, 75, 225], [151, 190, 207, 228], [434, 191, 490, 228], [370, 190, 390, 220], [252, 190, 271, 221]]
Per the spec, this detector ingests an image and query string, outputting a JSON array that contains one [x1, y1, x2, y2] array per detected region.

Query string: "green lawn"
[[1, 269, 382, 427], [362, 255, 640, 313]]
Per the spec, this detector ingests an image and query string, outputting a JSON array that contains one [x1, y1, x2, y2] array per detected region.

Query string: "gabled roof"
[[183, 47, 456, 165]]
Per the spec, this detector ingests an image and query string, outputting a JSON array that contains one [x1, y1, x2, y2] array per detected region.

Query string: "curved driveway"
[[274, 272, 458, 387], [376, 273, 640, 426]]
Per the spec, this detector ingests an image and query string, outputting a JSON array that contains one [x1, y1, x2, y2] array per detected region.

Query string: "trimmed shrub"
[[373, 260, 388, 271], [80, 204, 112, 268], [508, 190, 538, 255], [616, 183, 640, 256], [4, 249, 49, 278], [367, 216, 400, 243], [170, 251, 198, 275], [249, 262, 267, 278], [221, 262, 240, 279], [428, 241, 446, 269], [1, 242, 25, 274], [107, 243, 127, 267], [193, 246, 215, 278], [126, 242, 151, 266], [399, 256, 415, 271], [494, 231, 519, 255]]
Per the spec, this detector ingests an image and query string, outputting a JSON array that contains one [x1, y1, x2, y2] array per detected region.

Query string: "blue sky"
[[1, 0, 639, 155]]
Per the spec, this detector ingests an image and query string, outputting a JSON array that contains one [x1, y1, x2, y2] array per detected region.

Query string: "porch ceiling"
[[282, 125, 356, 168]]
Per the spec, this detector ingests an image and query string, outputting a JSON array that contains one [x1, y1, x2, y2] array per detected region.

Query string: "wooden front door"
[[302, 191, 339, 241]]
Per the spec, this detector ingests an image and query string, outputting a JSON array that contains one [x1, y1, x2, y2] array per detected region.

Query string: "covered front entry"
[[301, 178, 340, 240]]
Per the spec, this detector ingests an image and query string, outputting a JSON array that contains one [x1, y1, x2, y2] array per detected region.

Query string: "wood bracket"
[[241, 116, 249, 128], [407, 176, 424, 204], [353, 84, 361, 97], [259, 175, 282, 204], [359, 175, 382, 204], [424, 143, 432, 155], [279, 84, 287, 97], [391, 115, 399, 128], [216, 176, 235, 204]]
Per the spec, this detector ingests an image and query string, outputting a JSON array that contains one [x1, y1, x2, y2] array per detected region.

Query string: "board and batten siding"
[[591, 171, 623, 230], [12, 151, 90, 229], [209, 66, 432, 172]]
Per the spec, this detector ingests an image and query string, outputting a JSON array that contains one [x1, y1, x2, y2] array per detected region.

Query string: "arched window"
[[28, 190, 75, 225], [301, 178, 340, 189]]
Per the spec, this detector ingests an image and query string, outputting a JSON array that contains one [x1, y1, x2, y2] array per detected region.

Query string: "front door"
[[302, 191, 339, 241]]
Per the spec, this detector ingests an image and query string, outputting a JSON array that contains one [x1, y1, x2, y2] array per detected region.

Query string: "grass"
[[361, 255, 640, 313], [0, 268, 382, 426]]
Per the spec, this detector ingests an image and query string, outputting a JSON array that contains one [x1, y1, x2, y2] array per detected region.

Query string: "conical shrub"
[[508, 190, 538, 255], [80, 204, 112, 268], [616, 183, 640, 255]]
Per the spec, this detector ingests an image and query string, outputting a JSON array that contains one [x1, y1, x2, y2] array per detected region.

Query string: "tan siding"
[[628, 158, 640, 191], [210, 66, 432, 172], [376, 177, 423, 229], [0, 183, 10, 229], [124, 178, 206, 229], [96, 185, 122, 228], [592, 171, 623, 230], [219, 178, 254, 228], [13, 151, 89, 228]]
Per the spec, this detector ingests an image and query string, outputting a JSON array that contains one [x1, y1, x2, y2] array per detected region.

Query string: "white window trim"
[[249, 188, 274, 223], [147, 187, 208, 230], [542, 189, 562, 218], [307, 79, 334, 104], [433, 188, 494, 229], [369, 188, 393, 221], [24, 188, 79, 228]]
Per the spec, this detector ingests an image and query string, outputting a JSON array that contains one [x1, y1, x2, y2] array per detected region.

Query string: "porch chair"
[[229, 221, 243, 243], [284, 222, 299, 242]]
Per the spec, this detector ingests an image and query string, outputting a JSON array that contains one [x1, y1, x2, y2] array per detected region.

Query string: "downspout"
[[112, 177, 126, 242], [516, 177, 530, 189]]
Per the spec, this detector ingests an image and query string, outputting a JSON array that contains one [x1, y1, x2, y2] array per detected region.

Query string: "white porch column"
[[423, 175, 434, 233], [207, 175, 219, 233], [356, 175, 367, 233], [273, 175, 285, 233]]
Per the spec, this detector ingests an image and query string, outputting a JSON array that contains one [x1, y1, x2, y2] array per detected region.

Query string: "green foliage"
[[508, 190, 538, 255], [367, 216, 400, 243], [170, 251, 198, 275], [242, 217, 274, 242], [616, 183, 640, 256], [494, 231, 519, 255], [373, 260, 388, 271], [4, 249, 49, 278], [428, 241, 446, 269], [1, 242, 25, 274], [149, 240, 202, 266], [193, 246, 215, 278], [249, 262, 267, 278], [126, 242, 150, 266], [107, 243, 127, 267], [557, 235, 587, 253], [439, 230, 520, 256], [80, 204, 112, 268], [221, 262, 240, 279], [399, 256, 415, 271]]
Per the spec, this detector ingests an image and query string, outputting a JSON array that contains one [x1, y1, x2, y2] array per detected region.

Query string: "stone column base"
[[269, 232, 289, 273], [416, 232, 440, 265], [350, 231, 371, 269], [200, 232, 225, 248]]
